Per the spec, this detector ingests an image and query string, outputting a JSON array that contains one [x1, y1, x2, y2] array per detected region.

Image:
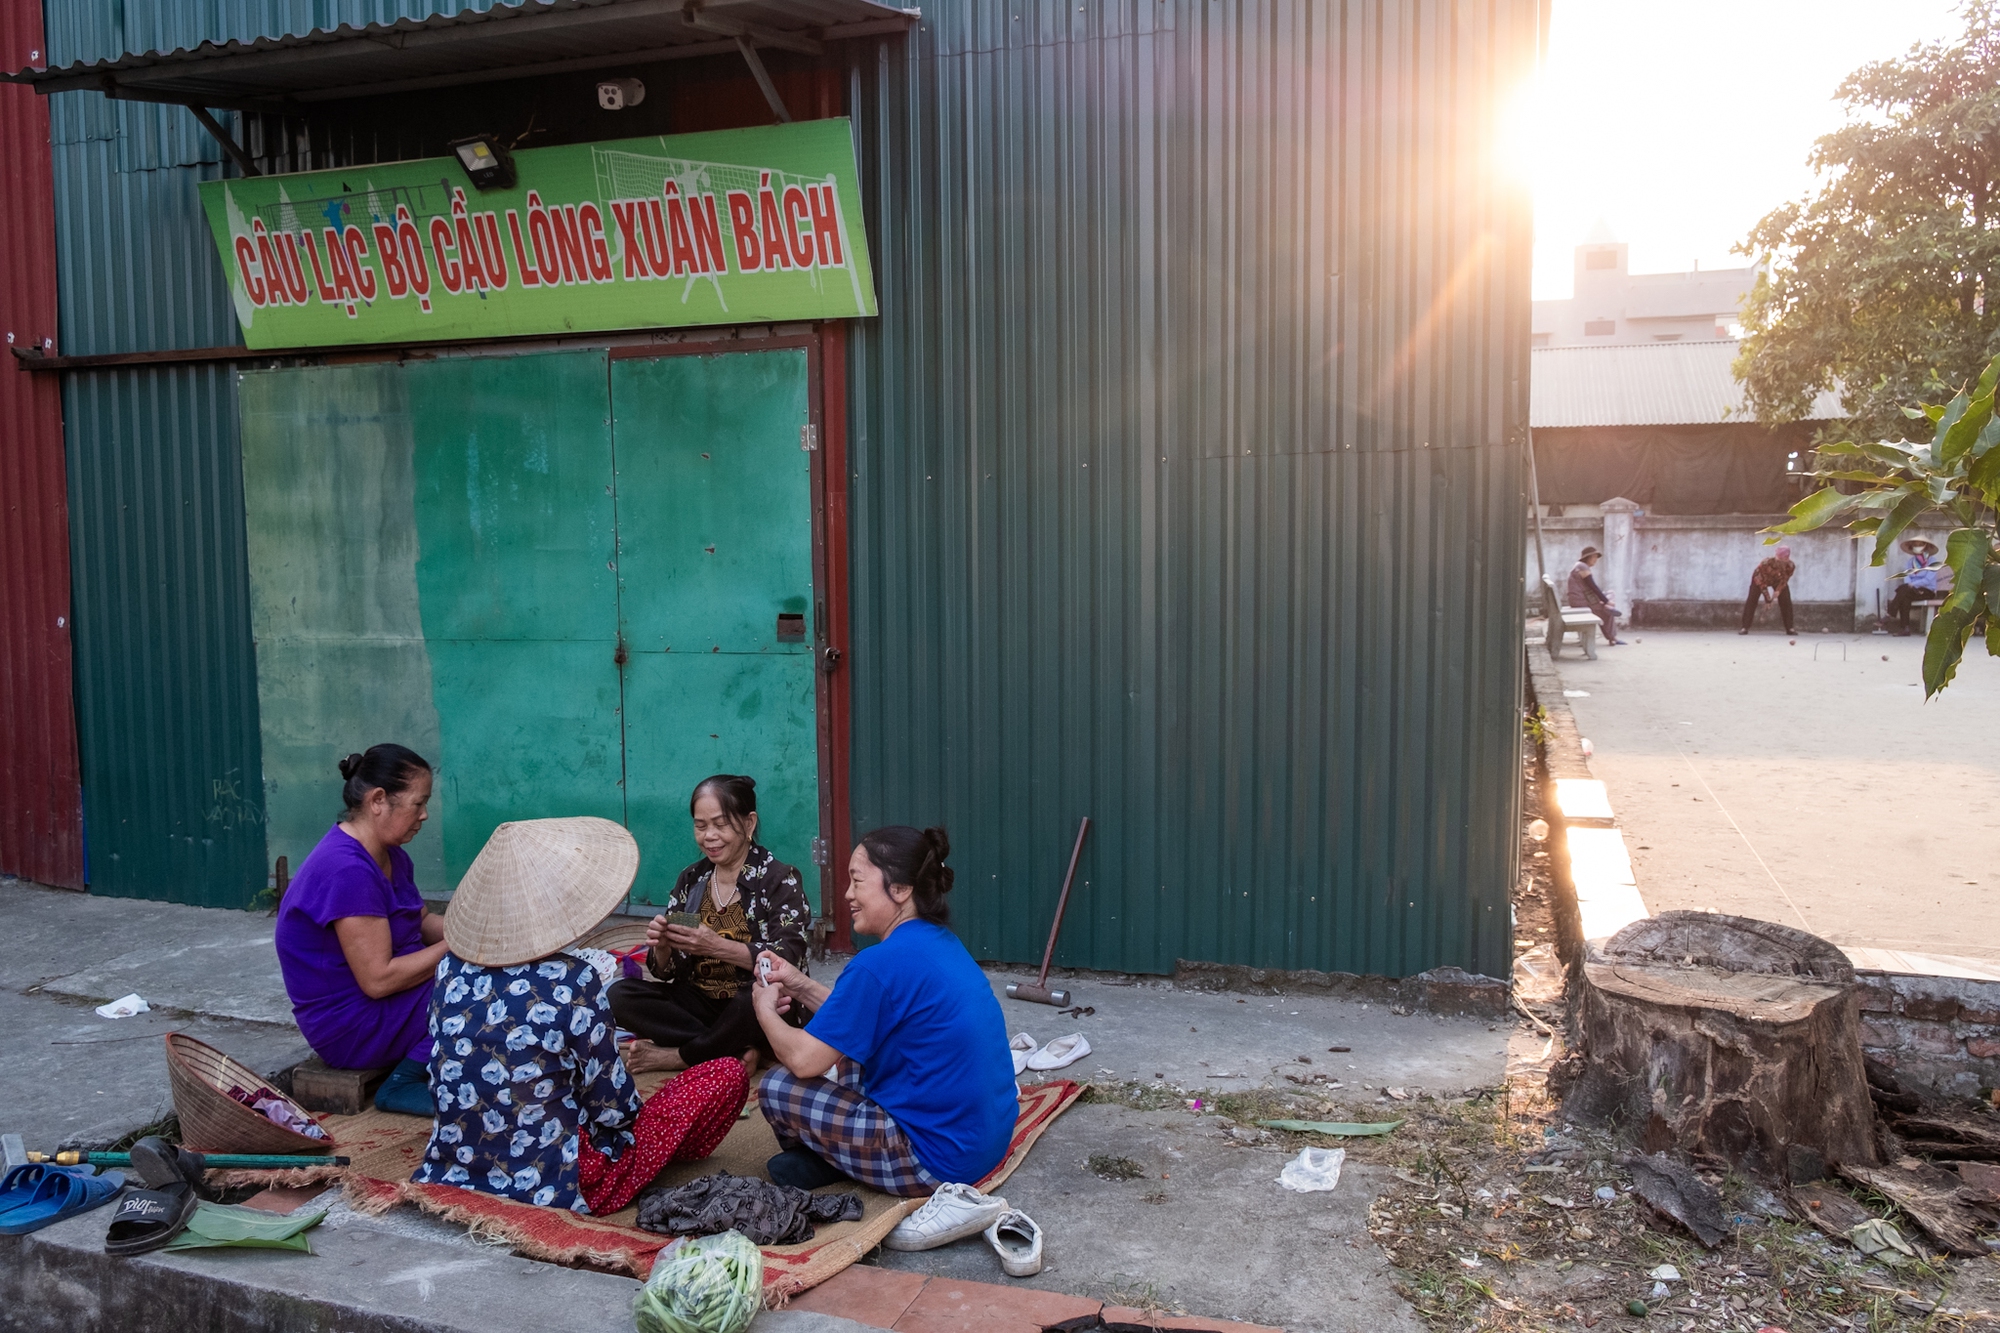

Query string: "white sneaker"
[[1009, 1032, 1038, 1076], [984, 1209, 1044, 1276], [1025, 1032, 1090, 1071], [883, 1182, 1009, 1251]]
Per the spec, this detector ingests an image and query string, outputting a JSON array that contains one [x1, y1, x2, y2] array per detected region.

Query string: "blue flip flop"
[[0, 1166, 125, 1235], [0, 1164, 94, 1221]]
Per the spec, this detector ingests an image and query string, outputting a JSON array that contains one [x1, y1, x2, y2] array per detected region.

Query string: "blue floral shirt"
[[412, 951, 639, 1212]]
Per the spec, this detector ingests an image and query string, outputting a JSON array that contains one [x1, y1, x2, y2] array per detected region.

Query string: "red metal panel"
[[0, 0, 84, 887]]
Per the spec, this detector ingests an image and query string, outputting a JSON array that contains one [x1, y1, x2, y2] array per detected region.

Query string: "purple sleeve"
[[300, 855, 395, 928]]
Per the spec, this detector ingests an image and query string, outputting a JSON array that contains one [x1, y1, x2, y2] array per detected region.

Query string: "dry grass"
[[1264, 1072, 2000, 1333]]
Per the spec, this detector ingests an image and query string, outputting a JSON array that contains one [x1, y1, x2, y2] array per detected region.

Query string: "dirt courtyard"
[[1546, 628, 2000, 965]]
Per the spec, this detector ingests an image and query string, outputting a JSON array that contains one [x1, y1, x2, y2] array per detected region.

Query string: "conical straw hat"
[[444, 817, 639, 967]]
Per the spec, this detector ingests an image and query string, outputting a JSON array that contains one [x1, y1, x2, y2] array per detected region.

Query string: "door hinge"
[[800, 424, 819, 452], [810, 835, 829, 868]]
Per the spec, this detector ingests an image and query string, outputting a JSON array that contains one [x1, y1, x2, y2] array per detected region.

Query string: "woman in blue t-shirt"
[[751, 826, 1017, 1196], [274, 744, 447, 1115]]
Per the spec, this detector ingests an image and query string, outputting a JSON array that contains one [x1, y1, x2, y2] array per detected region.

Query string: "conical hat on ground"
[[444, 817, 638, 967]]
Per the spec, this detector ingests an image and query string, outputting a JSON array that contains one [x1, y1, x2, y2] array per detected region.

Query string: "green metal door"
[[610, 350, 819, 905], [407, 351, 626, 884]]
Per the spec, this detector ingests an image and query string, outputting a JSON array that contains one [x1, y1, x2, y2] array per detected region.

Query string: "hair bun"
[[740, 775, 756, 790], [920, 827, 953, 893], [338, 752, 364, 781]]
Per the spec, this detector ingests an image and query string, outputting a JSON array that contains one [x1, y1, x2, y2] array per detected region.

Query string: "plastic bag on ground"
[[1277, 1146, 1345, 1192], [633, 1230, 764, 1333]]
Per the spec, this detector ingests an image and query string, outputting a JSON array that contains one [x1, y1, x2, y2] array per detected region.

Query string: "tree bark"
[[1560, 912, 1878, 1177]]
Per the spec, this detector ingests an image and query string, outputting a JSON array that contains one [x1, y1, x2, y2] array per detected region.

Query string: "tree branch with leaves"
[[1772, 354, 2000, 696], [1735, 2, 2000, 441]]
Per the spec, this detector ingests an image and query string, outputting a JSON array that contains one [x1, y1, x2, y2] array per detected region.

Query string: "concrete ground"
[[1548, 628, 2000, 962], [0, 876, 1511, 1332], [866, 1100, 1412, 1333]]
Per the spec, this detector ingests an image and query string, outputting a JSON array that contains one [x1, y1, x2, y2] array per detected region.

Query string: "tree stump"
[[1561, 912, 1878, 1176]]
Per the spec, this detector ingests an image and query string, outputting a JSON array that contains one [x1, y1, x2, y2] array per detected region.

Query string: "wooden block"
[[289, 1057, 391, 1115]]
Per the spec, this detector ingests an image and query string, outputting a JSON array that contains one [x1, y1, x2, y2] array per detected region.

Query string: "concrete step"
[[0, 1202, 874, 1333]]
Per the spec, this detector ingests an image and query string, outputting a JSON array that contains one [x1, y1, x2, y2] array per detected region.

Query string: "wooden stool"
[[289, 1057, 394, 1115]]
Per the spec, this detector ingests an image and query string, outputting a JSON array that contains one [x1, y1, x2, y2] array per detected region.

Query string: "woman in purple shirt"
[[275, 744, 447, 1115]]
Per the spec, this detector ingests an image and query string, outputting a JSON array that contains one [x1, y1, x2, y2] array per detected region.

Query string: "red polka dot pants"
[[578, 1057, 748, 1215]]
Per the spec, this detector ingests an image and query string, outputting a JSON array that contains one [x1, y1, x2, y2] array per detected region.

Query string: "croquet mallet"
[[1006, 816, 1092, 1007]]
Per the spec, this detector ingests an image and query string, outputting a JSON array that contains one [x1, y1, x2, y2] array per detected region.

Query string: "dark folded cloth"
[[632, 1170, 863, 1246]]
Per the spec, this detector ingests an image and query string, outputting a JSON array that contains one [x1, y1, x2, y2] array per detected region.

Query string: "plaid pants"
[[756, 1064, 941, 1197]]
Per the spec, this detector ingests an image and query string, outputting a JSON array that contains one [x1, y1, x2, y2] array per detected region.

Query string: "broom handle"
[[1034, 817, 1092, 989]]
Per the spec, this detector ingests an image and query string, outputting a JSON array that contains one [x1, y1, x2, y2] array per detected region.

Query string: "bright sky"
[[1523, 0, 1968, 300]]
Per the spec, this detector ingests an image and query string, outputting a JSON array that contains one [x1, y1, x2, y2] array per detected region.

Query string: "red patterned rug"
[[217, 1076, 1083, 1296]]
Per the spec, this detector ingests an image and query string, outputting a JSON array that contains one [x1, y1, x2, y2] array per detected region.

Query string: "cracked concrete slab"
[[868, 1102, 1418, 1333]]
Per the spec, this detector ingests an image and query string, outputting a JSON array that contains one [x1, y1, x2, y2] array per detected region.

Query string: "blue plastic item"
[[0, 1165, 125, 1235]]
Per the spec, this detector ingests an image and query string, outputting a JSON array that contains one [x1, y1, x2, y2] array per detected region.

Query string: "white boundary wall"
[[1524, 502, 1953, 630]]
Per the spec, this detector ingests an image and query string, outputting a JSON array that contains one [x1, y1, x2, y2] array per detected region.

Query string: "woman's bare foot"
[[621, 1039, 686, 1074]]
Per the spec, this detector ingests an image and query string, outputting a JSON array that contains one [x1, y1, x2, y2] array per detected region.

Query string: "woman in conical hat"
[[411, 817, 749, 1214]]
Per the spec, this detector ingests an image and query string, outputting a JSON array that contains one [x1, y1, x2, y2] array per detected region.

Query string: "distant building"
[[1527, 339, 1907, 635], [1529, 338, 1842, 515], [1532, 231, 1758, 349]]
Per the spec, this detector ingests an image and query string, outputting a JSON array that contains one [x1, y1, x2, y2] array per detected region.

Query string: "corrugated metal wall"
[[0, 0, 83, 887], [42, 0, 1533, 959], [844, 0, 1534, 978], [47, 5, 276, 904]]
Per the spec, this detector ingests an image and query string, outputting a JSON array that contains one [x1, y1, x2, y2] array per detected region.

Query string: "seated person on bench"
[[274, 744, 446, 1117], [1888, 536, 1949, 636], [609, 774, 812, 1074], [750, 826, 1018, 1197], [413, 817, 749, 1214], [1565, 545, 1624, 646]]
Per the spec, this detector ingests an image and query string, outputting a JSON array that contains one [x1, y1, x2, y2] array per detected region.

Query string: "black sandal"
[[128, 1136, 208, 1196], [103, 1181, 198, 1256]]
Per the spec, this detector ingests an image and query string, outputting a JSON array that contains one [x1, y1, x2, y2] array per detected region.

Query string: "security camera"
[[597, 78, 645, 111]]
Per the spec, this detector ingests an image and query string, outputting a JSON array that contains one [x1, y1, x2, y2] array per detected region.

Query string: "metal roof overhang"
[[1, 0, 916, 112]]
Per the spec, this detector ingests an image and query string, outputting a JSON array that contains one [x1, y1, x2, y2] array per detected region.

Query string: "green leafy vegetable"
[[633, 1230, 764, 1333]]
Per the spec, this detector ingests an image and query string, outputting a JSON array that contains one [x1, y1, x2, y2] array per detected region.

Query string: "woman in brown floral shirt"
[[610, 775, 812, 1073]]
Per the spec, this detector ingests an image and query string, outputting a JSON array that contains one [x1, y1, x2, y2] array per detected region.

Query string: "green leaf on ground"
[[1257, 1118, 1405, 1136]]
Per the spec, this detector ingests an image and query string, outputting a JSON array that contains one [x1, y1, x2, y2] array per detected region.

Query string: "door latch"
[[820, 645, 842, 673], [800, 424, 818, 452]]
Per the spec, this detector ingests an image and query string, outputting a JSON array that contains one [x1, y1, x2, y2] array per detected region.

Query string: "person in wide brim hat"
[[412, 817, 752, 1215], [1890, 536, 1948, 635]]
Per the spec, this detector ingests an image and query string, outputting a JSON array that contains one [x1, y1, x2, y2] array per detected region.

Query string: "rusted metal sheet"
[[0, 0, 83, 887], [842, 0, 1536, 979]]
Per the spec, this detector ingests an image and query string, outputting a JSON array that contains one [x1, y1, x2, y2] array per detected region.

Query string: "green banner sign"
[[198, 119, 876, 349]]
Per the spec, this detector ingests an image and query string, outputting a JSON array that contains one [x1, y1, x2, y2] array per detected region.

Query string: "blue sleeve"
[[806, 964, 891, 1066], [574, 965, 640, 1156]]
